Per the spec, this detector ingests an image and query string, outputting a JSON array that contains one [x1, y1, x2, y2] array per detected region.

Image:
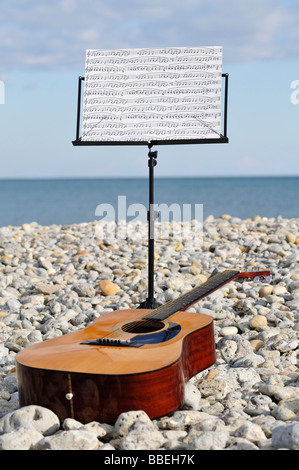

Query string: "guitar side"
[[16, 310, 215, 423]]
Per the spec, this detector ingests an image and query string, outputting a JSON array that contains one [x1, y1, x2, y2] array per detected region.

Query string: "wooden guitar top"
[[17, 309, 213, 375]]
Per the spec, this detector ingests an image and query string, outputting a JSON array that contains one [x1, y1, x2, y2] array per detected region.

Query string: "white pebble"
[[0, 216, 298, 450], [220, 326, 238, 336]]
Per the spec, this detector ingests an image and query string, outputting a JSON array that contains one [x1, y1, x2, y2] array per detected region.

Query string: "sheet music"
[[81, 46, 223, 143]]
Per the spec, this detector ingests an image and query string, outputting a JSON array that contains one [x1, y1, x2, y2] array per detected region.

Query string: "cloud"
[[0, 0, 298, 74]]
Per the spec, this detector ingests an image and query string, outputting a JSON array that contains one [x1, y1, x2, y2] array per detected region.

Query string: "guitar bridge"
[[81, 321, 181, 348], [81, 338, 143, 347]]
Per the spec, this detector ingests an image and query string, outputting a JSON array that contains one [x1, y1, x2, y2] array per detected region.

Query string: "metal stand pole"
[[75, 76, 84, 141], [138, 146, 161, 309]]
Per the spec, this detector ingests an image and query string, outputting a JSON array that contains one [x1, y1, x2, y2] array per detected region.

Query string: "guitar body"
[[17, 309, 215, 423], [16, 268, 270, 423]]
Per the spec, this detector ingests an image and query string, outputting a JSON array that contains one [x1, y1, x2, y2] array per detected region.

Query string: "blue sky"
[[0, 0, 298, 178]]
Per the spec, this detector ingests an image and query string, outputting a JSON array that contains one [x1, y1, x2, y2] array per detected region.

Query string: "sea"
[[0, 176, 298, 227]]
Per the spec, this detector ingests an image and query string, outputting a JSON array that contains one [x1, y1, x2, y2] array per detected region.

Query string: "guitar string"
[[95, 270, 241, 340], [97, 269, 248, 340], [94, 280, 213, 340], [111, 237, 270, 338], [106, 275, 224, 339], [94, 289, 196, 340], [93, 266, 270, 342]]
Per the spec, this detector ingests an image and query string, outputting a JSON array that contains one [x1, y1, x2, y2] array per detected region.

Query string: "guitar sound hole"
[[121, 319, 165, 334]]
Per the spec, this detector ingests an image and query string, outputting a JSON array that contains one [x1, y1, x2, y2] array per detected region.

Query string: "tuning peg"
[[254, 274, 272, 283], [253, 275, 272, 283]]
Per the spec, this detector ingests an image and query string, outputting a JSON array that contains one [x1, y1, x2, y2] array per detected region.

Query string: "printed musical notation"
[[81, 46, 223, 142]]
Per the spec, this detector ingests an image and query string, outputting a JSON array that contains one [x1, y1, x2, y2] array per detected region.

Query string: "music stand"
[[72, 46, 229, 308]]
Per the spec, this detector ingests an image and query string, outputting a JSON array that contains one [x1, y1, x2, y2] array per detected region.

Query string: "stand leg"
[[137, 147, 161, 309]]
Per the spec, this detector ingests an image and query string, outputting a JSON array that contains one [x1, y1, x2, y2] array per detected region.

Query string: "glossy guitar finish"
[[17, 309, 215, 423], [16, 268, 270, 423]]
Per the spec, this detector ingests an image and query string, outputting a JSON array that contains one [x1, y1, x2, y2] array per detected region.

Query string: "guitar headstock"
[[237, 270, 271, 283]]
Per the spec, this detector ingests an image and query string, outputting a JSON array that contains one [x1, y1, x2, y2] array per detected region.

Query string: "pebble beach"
[[0, 214, 299, 450]]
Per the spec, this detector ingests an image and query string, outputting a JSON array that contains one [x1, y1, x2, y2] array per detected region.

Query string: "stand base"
[[137, 298, 161, 309]]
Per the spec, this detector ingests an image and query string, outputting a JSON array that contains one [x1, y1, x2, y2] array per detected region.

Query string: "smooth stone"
[[73, 284, 96, 298], [249, 315, 268, 330], [82, 421, 110, 438], [99, 280, 118, 296], [272, 422, 299, 450], [270, 386, 299, 402], [5, 298, 22, 312], [21, 224, 33, 232], [217, 336, 253, 364], [113, 410, 154, 438], [158, 411, 209, 430], [272, 400, 299, 421], [38, 257, 53, 271], [285, 232, 297, 244], [228, 437, 259, 450], [34, 430, 99, 450], [288, 280, 299, 291], [234, 421, 267, 444], [184, 382, 201, 410], [220, 326, 238, 336], [186, 429, 230, 450], [232, 353, 265, 368], [62, 418, 83, 430], [120, 423, 166, 450], [0, 406, 60, 436], [162, 430, 188, 449], [35, 283, 60, 295], [259, 285, 273, 297], [0, 423, 43, 450], [244, 394, 273, 416], [64, 233, 77, 243], [0, 217, 298, 450], [272, 285, 288, 295], [198, 376, 233, 400], [283, 251, 299, 266], [250, 339, 264, 350], [189, 265, 202, 275]]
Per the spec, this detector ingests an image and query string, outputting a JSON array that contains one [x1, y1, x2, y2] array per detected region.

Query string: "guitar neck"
[[144, 268, 270, 322]]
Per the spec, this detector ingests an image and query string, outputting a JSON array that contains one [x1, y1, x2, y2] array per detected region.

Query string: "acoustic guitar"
[[16, 268, 270, 423]]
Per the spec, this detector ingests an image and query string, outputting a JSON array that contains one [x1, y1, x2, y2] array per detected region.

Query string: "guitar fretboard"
[[144, 269, 240, 322]]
